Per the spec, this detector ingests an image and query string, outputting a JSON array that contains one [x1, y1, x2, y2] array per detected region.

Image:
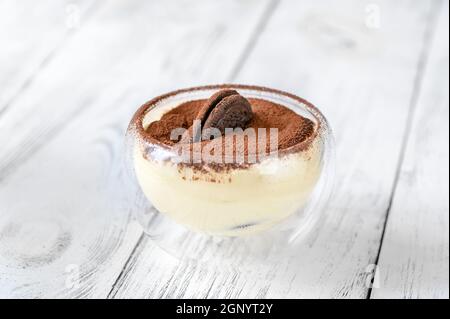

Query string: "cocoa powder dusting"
[[145, 97, 315, 157]]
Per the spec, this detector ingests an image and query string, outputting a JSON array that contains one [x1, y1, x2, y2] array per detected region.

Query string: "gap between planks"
[[366, 0, 443, 299], [227, 0, 280, 82], [107, 233, 146, 299]]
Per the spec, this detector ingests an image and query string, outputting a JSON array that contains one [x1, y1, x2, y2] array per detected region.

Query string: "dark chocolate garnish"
[[203, 95, 253, 134], [197, 89, 253, 136], [196, 89, 239, 126]]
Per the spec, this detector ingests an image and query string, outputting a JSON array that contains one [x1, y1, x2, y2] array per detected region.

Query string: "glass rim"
[[129, 84, 330, 160]]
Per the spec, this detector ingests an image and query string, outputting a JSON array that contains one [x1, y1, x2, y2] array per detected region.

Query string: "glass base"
[[137, 196, 329, 265]]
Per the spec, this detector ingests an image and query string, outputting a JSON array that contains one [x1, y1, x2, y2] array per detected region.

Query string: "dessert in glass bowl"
[[126, 85, 334, 260]]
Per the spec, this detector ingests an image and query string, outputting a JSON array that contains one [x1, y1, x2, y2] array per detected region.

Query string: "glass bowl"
[[126, 84, 334, 263]]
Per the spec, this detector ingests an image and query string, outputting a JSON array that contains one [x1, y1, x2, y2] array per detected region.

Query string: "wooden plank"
[[111, 0, 438, 298], [0, 0, 97, 113], [371, 2, 449, 299], [0, 0, 272, 298]]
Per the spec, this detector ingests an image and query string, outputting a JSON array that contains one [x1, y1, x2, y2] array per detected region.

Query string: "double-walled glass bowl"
[[126, 85, 334, 262]]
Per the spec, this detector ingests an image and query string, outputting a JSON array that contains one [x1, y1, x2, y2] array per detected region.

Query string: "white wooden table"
[[0, 0, 448, 299]]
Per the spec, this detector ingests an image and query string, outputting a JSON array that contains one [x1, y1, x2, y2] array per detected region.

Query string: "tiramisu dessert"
[[128, 85, 328, 237]]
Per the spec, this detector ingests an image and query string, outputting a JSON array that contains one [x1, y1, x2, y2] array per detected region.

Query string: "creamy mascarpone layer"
[[133, 101, 322, 236]]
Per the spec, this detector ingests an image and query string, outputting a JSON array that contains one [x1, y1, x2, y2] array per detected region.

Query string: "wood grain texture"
[[111, 0, 441, 299], [0, 0, 272, 298], [1, 0, 447, 299], [0, 0, 97, 114], [371, 1, 449, 299]]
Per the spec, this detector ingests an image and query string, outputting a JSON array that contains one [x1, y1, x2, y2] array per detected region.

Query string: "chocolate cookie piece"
[[196, 89, 239, 126], [197, 89, 253, 136], [203, 95, 252, 134]]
